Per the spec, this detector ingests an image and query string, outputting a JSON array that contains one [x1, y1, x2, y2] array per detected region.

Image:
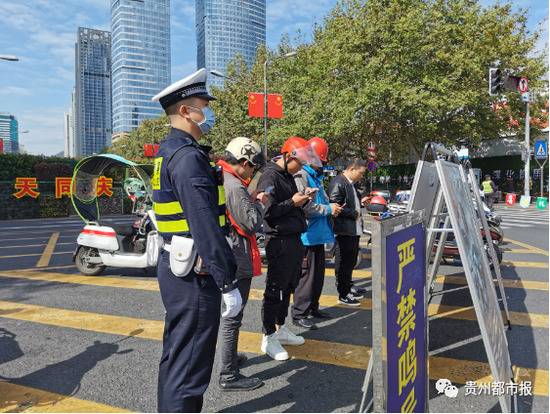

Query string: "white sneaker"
[[275, 325, 305, 346], [261, 334, 289, 361]]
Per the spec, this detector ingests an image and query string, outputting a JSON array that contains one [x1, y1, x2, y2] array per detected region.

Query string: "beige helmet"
[[225, 137, 265, 166]]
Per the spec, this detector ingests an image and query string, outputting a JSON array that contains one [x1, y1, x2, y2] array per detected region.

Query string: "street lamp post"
[[263, 51, 296, 159]]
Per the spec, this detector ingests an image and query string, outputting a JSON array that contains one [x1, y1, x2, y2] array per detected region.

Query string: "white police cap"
[[152, 68, 215, 109]]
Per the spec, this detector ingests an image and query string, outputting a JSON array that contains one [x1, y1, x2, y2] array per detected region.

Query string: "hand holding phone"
[[304, 187, 319, 197]]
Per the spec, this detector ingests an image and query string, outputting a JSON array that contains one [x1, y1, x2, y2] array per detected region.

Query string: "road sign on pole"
[[367, 160, 378, 172], [518, 77, 528, 93], [535, 140, 547, 160], [534, 139, 548, 197]]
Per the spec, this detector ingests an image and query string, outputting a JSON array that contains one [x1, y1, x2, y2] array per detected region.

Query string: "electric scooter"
[[71, 154, 162, 276]]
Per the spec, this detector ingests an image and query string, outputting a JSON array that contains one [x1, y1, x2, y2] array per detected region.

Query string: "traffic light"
[[489, 67, 502, 96]]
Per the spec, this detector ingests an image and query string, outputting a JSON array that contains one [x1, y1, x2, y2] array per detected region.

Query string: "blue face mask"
[[189, 105, 215, 135]]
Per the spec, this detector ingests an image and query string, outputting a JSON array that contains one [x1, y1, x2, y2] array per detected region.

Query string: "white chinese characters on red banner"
[[13, 177, 114, 199]]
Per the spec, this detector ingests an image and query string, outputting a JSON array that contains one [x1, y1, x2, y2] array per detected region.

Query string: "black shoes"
[[338, 294, 361, 307], [350, 285, 366, 299], [310, 309, 331, 319], [219, 373, 264, 392], [293, 317, 318, 330]]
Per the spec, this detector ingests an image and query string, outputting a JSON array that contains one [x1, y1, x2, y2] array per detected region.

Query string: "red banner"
[[248, 93, 284, 118], [248, 92, 264, 118], [144, 144, 160, 158], [267, 94, 283, 119]]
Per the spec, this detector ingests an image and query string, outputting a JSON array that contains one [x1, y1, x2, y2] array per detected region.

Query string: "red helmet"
[[281, 136, 308, 154], [308, 137, 328, 162], [370, 195, 387, 206]]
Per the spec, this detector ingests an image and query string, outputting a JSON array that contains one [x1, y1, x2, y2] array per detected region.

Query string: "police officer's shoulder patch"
[[152, 157, 163, 190]]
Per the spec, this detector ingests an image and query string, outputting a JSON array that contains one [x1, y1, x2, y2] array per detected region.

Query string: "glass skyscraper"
[[75, 27, 112, 156], [196, 0, 266, 88], [0, 113, 18, 154], [111, 0, 170, 138]]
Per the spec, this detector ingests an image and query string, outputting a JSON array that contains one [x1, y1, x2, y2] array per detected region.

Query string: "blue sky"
[[0, 0, 547, 156]]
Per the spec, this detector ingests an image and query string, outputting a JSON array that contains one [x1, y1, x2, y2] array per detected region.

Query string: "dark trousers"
[[262, 235, 304, 335], [485, 192, 495, 209], [292, 244, 326, 320], [219, 277, 252, 379], [157, 251, 221, 413], [334, 235, 360, 298]]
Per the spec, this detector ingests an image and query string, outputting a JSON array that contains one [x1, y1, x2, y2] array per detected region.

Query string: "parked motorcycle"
[[71, 154, 161, 276]]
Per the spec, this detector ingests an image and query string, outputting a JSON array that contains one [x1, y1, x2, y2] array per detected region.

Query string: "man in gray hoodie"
[[216, 137, 267, 391]]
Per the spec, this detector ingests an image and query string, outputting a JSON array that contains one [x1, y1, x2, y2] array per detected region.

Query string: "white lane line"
[[0, 242, 73, 249]]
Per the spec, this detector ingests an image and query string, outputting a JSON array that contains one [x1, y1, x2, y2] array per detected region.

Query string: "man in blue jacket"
[[291, 137, 343, 329]]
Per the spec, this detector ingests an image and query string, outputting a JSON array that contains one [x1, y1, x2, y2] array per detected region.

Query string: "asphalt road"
[[0, 205, 548, 413]]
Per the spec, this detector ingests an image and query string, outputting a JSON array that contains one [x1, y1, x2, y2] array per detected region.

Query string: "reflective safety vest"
[[482, 180, 494, 194], [152, 144, 227, 238]]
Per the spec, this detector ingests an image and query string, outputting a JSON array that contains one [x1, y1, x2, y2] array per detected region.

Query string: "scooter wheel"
[[75, 246, 106, 276]]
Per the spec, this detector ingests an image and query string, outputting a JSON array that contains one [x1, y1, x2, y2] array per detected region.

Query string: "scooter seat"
[[100, 220, 135, 236]]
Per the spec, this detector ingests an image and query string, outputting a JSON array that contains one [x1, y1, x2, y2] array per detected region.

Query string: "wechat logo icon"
[[436, 378, 459, 398]]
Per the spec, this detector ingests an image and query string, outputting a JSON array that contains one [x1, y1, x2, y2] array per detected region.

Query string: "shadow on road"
[[0, 333, 138, 411], [0, 328, 24, 366]]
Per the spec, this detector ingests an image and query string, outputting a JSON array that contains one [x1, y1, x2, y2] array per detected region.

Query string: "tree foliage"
[[111, 0, 547, 163]]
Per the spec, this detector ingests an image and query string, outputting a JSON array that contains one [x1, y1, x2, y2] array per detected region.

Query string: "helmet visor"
[[289, 145, 322, 168]]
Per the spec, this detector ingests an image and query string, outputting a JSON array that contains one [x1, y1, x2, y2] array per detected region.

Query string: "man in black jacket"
[[256, 136, 320, 360], [328, 159, 367, 306]]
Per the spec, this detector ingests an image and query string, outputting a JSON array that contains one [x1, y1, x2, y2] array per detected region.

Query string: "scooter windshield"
[[71, 154, 148, 223]]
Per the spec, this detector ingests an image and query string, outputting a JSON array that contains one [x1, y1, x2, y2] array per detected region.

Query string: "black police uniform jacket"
[[152, 128, 236, 290]]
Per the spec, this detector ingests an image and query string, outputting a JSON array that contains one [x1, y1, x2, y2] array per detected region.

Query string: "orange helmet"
[[281, 136, 308, 154], [280, 136, 322, 168], [308, 137, 328, 162]]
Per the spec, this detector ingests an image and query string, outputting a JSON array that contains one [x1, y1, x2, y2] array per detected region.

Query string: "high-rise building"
[[75, 27, 112, 156], [196, 0, 266, 89], [111, 0, 171, 138], [0, 113, 19, 154], [64, 112, 73, 157]]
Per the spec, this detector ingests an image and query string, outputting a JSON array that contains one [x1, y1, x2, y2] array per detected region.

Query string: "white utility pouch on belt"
[[168, 235, 197, 277]]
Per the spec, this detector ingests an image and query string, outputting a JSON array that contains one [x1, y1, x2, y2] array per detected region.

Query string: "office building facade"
[[0, 113, 19, 154], [196, 0, 266, 88], [111, 0, 171, 137], [75, 27, 112, 156]]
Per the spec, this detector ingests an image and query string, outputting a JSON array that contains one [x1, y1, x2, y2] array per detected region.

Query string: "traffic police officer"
[[151, 68, 242, 413]]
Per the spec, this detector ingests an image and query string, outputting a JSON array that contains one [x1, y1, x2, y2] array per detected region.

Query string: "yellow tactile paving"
[[0, 300, 547, 396], [504, 238, 549, 257], [434, 274, 549, 292], [501, 261, 548, 269], [0, 381, 129, 413], [1, 271, 547, 328]]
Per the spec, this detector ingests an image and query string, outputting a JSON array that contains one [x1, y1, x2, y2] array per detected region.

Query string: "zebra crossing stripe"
[[0, 272, 547, 328], [0, 382, 128, 413], [0, 300, 547, 396]]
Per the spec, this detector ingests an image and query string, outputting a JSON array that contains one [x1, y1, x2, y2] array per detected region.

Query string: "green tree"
[[209, 0, 547, 162], [110, 0, 546, 164], [110, 116, 170, 162]]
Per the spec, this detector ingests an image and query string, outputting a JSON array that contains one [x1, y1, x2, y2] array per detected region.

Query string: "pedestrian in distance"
[[216, 137, 267, 392], [482, 174, 497, 209], [328, 159, 368, 307], [151, 68, 242, 413], [256, 136, 322, 360], [291, 137, 343, 329]]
